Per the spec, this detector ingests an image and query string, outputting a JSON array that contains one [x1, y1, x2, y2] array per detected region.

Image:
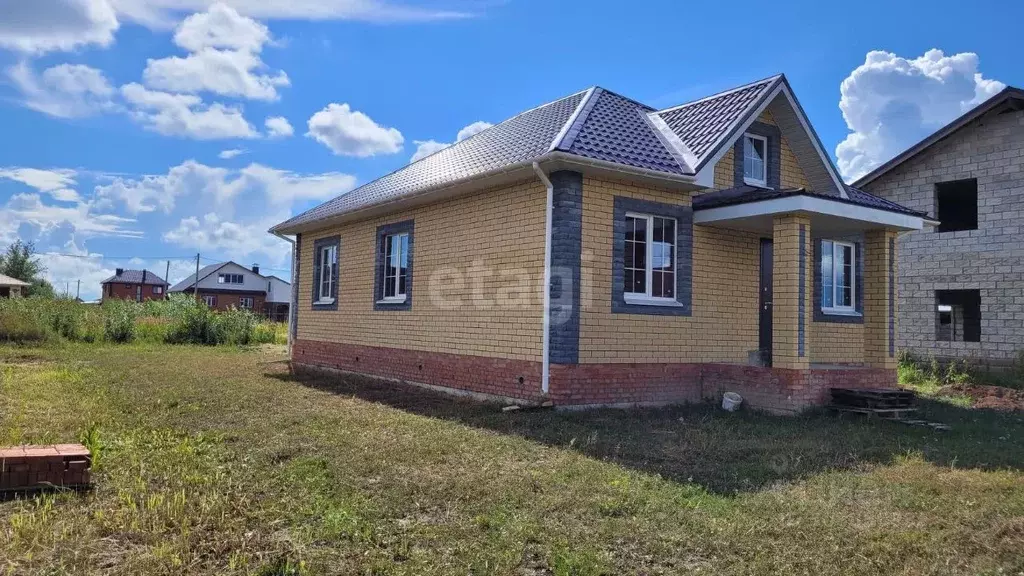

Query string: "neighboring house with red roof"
[[271, 74, 931, 414], [100, 269, 169, 302], [855, 86, 1024, 367]]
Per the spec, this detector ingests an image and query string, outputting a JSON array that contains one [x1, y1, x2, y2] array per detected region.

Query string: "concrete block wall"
[[863, 107, 1024, 364]]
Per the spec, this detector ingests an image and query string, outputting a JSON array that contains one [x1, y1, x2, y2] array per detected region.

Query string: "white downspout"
[[532, 161, 553, 394], [272, 231, 297, 356]]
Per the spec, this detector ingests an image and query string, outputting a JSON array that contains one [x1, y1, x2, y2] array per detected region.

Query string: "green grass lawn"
[[1, 343, 1023, 575]]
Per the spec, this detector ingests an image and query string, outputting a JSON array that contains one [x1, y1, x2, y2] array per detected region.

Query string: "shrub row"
[[0, 294, 286, 346]]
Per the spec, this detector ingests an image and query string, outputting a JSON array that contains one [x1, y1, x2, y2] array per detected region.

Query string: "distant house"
[[100, 269, 169, 302], [0, 273, 29, 298], [169, 262, 290, 319]]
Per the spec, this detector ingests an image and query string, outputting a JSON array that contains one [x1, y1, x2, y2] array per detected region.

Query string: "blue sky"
[[0, 0, 1019, 300]]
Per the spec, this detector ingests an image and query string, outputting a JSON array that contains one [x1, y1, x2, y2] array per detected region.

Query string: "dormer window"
[[742, 133, 768, 187]]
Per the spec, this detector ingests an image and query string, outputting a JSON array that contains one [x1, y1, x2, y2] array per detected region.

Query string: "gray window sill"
[[821, 309, 861, 317], [376, 296, 408, 305], [624, 296, 685, 308]]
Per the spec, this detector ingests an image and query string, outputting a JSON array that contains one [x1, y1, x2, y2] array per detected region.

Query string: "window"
[[202, 295, 216, 307], [624, 213, 676, 301], [239, 296, 253, 309], [135, 285, 142, 302], [218, 273, 244, 284], [936, 178, 978, 232], [743, 133, 768, 186], [381, 232, 410, 301], [821, 240, 856, 313], [317, 244, 337, 303], [936, 290, 981, 342], [153, 286, 163, 295]]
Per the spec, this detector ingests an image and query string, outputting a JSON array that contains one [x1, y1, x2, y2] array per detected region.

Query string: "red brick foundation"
[[0, 444, 92, 492], [293, 339, 897, 414]]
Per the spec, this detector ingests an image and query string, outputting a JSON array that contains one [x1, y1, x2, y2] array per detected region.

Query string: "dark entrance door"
[[759, 238, 773, 366]]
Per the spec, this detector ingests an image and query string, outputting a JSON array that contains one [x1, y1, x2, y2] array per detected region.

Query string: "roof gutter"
[[271, 231, 297, 356], [532, 161, 553, 395]]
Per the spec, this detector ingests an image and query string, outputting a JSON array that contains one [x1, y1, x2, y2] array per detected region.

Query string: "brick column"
[[864, 229, 898, 369], [772, 214, 811, 370]]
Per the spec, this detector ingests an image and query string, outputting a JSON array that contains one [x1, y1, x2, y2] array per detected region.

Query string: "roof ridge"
[[551, 87, 602, 152], [655, 73, 784, 114]]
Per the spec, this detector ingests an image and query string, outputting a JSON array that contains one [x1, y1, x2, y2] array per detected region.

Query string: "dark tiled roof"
[[555, 88, 686, 175], [274, 90, 587, 231], [656, 76, 779, 165], [101, 270, 168, 286], [693, 184, 929, 218]]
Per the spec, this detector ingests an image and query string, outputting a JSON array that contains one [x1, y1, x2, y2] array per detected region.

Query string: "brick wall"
[[196, 291, 266, 313], [712, 110, 811, 192], [103, 283, 166, 302], [297, 179, 546, 363], [863, 107, 1024, 364]]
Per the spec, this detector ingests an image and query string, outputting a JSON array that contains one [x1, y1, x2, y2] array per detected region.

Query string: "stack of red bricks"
[[0, 444, 92, 491]]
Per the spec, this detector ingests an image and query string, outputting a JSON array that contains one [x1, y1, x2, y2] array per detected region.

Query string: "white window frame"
[[202, 295, 216, 307], [821, 239, 857, 314], [623, 212, 678, 304], [153, 286, 163, 295], [239, 296, 254, 309], [742, 133, 769, 187], [379, 232, 409, 303], [317, 244, 337, 304]]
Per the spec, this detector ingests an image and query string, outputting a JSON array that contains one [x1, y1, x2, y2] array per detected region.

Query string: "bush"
[[164, 296, 219, 345], [0, 297, 50, 342], [213, 307, 259, 346], [103, 299, 138, 343]]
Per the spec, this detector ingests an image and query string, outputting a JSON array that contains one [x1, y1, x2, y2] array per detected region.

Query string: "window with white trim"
[[153, 286, 163, 295], [623, 213, 676, 300], [821, 240, 856, 313], [218, 273, 243, 285], [317, 244, 337, 303], [742, 133, 768, 186], [202, 295, 216, 307], [380, 232, 409, 301], [239, 296, 254, 309]]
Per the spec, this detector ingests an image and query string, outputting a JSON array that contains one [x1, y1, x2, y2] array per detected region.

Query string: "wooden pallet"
[[827, 404, 918, 419], [830, 388, 916, 410]]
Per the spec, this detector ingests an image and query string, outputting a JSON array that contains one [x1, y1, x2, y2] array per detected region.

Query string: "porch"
[[690, 186, 931, 410]]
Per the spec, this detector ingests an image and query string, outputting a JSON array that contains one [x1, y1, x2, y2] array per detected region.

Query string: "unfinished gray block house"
[[855, 86, 1024, 366]]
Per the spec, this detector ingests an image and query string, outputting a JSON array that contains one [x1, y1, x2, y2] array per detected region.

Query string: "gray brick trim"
[[813, 235, 864, 324], [311, 235, 340, 311], [611, 196, 693, 316], [798, 224, 806, 357], [733, 121, 782, 189], [548, 171, 583, 364], [292, 233, 301, 339], [888, 236, 895, 357], [373, 220, 414, 311]]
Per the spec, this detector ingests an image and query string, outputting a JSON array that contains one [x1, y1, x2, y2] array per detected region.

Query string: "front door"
[[759, 238, 773, 366]]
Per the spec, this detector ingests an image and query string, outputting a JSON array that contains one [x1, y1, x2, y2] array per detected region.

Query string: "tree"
[[0, 240, 52, 297]]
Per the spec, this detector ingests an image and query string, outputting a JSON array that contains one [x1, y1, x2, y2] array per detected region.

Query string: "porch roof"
[[692, 185, 935, 233]]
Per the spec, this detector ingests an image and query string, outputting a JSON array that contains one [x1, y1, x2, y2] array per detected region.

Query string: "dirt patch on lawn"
[[939, 383, 1024, 411]]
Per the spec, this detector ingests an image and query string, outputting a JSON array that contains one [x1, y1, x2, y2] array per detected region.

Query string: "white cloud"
[[236, 163, 356, 205], [219, 148, 247, 159], [0, 167, 83, 203], [94, 159, 236, 213], [455, 120, 492, 142], [409, 139, 450, 163], [94, 159, 355, 214], [107, 0, 473, 28], [409, 120, 492, 162], [37, 237, 116, 300], [163, 212, 289, 264], [142, 3, 288, 101], [836, 49, 1005, 182], [121, 82, 258, 139], [0, 192, 140, 243], [265, 115, 293, 138], [306, 103, 404, 157], [0, 0, 119, 53], [7, 62, 117, 118], [172, 1, 270, 52]]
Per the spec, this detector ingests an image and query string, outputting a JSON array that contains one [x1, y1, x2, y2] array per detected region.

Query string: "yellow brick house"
[[270, 75, 933, 414]]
